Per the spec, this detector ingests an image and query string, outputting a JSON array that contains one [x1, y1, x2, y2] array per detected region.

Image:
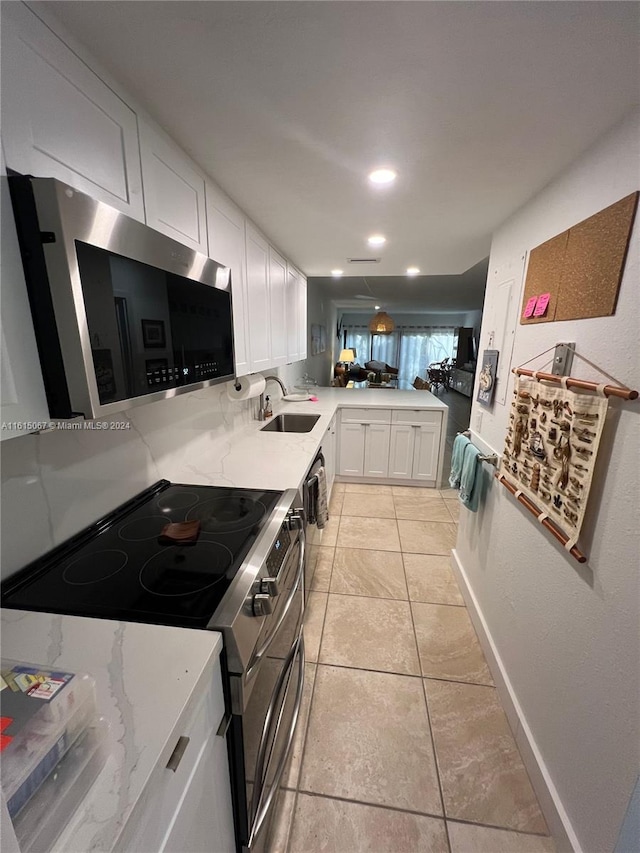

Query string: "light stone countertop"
[[0, 609, 223, 852], [191, 386, 449, 492]]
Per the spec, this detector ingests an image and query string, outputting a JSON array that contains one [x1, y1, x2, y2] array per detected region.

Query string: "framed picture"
[[310, 324, 327, 356], [477, 349, 499, 407], [141, 319, 166, 349]]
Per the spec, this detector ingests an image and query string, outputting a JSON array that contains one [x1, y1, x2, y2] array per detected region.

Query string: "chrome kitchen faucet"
[[257, 375, 288, 420]]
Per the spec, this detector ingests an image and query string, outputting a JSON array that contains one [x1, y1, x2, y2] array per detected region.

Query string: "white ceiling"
[[44, 1, 638, 290]]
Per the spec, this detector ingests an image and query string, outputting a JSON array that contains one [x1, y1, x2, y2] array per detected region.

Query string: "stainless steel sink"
[[261, 414, 320, 433]]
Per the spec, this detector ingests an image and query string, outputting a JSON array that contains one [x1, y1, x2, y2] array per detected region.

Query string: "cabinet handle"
[[216, 711, 232, 738], [166, 735, 190, 772]]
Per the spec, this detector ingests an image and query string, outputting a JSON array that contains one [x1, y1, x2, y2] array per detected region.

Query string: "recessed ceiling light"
[[367, 234, 386, 247], [368, 168, 397, 185], [331, 269, 343, 277], [406, 267, 420, 276], [374, 305, 381, 309]]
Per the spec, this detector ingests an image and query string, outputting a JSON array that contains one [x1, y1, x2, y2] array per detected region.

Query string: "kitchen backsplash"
[[0, 368, 300, 580]]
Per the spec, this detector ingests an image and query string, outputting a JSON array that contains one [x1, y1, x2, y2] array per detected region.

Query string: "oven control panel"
[[265, 525, 291, 577]]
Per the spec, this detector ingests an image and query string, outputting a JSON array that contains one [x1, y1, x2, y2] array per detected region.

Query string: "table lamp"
[[339, 348, 356, 369]]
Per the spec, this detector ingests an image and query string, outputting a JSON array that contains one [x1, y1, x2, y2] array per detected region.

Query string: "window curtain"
[[344, 330, 370, 364], [398, 329, 455, 382], [371, 333, 399, 367], [344, 325, 455, 381]]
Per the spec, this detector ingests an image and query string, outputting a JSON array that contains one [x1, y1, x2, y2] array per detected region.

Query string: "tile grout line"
[[403, 549, 452, 853], [290, 788, 553, 841], [311, 657, 498, 689], [287, 541, 337, 850]]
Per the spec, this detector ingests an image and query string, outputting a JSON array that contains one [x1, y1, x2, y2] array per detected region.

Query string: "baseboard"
[[450, 548, 581, 853]]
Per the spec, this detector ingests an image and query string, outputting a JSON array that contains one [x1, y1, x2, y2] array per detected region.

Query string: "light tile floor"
[[265, 482, 555, 853]]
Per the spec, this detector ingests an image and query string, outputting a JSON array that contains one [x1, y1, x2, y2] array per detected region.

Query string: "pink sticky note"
[[523, 296, 538, 318], [534, 293, 551, 317]]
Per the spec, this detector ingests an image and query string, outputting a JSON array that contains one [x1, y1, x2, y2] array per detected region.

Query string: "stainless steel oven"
[[217, 493, 306, 851], [1, 480, 306, 853]]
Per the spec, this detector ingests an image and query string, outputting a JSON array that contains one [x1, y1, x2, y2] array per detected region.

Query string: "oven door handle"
[[248, 635, 305, 850], [246, 525, 305, 681]]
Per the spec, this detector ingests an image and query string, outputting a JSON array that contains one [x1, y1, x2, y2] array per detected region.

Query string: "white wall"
[[456, 109, 640, 853]]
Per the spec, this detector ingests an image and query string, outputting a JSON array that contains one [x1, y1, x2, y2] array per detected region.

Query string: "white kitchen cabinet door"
[[298, 276, 308, 360], [363, 424, 391, 478], [1, 3, 143, 221], [123, 656, 233, 853], [412, 424, 440, 481], [0, 150, 49, 440], [323, 415, 337, 497], [206, 182, 249, 376], [285, 264, 300, 362], [338, 422, 365, 477], [162, 726, 234, 853], [245, 225, 271, 372], [388, 424, 415, 479], [268, 247, 288, 367], [139, 120, 207, 253]]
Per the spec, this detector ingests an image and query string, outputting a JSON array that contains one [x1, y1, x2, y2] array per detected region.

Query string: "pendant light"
[[368, 311, 395, 335]]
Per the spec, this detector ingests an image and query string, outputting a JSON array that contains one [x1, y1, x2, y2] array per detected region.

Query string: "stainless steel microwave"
[[9, 175, 235, 420]]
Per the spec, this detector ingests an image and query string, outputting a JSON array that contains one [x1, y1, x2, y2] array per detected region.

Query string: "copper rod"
[[496, 474, 587, 563], [513, 368, 638, 400]]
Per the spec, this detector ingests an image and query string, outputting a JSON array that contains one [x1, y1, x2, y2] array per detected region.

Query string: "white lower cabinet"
[[389, 424, 439, 481], [412, 424, 440, 481], [323, 414, 337, 496], [388, 424, 415, 479], [363, 423, 391, 478], [338, 422, 366, 476], [339, 408, 442, 485], [122, 654, 234, 853]]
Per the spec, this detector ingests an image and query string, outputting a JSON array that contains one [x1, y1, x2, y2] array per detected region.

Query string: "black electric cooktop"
[[1, 480, 282, 629]]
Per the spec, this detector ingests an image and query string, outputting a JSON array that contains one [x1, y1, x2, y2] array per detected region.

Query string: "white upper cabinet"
[[206, 181, 249, 377], [139, 120, 207, 253], [1, 3, 143, 221], [268, 247, 288, 368], [298, 276, 308, 360], [285, 264, 300, 362], [0, 148, 49, 440], [245, 225, 271, 372]]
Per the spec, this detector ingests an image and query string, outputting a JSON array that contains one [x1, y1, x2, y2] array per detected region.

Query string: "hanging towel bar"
[[459, 431, 499, 467]]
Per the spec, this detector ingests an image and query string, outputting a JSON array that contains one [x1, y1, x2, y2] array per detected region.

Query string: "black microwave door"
[[76, 241, 233, 406]]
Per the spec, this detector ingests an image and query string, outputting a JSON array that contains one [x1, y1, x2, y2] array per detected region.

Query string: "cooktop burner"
[[62, 550, 129, 585], [187, 496, 266, 534], [2, 480, 284, 627], [156, 490, 200, 513], [139, 542, 233, 597], [118, 516, 168, 542]]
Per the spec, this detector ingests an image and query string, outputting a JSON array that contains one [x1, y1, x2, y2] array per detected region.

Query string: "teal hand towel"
[[459, 443, 482, 512], [449, 434, 470, 489]]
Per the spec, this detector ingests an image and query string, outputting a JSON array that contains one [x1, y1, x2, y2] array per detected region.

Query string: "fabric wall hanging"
[[498, 375, 609, 552]]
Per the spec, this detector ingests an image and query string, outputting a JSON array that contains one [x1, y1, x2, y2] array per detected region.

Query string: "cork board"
[[520, 191, 638, 324], [555, 192, 638, 320], [520, 232, 568, 325]]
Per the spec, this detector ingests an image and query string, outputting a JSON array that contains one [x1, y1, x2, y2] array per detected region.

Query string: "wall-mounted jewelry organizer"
[[497, 347, 638, 564]]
